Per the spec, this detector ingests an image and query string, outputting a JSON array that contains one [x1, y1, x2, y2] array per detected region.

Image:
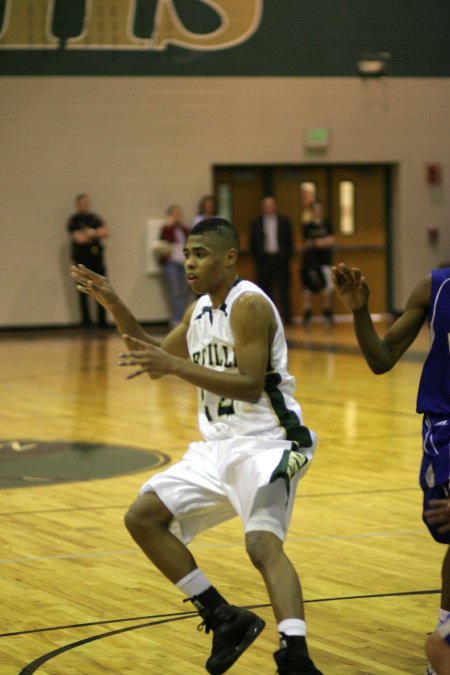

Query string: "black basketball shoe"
[[274, 634, 323, 674], [200, 604, 265, 675]]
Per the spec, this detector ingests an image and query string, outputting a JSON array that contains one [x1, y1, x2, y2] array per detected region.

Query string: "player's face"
[[183, 234, 232, 296]]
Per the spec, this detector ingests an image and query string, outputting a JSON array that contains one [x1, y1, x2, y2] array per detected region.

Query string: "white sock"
[[278, 618, 307, 637], [438, 608, 450, 625], [175, 568, 212, 598]]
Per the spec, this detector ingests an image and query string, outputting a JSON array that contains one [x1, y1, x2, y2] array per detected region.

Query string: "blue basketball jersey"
[[416, 267, 450, 415]]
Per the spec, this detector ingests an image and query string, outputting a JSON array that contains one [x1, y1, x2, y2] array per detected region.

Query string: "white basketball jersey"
[[186, 279, 312, 447]]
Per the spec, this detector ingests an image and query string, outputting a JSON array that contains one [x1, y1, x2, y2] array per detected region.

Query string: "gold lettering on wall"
[[0, 0, 58, 48], [151, 0, 263, 51], [67, 0, 148, 50], [0, 0, 263, 51]]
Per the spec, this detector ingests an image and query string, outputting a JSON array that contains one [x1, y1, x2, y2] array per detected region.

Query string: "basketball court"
[[0, 320, 439, 674]]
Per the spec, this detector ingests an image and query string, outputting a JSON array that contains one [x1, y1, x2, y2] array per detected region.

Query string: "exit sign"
[[304, 127, 329, 149]]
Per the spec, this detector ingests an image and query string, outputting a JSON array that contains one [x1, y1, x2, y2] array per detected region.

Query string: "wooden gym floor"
[[0, 319, 441, 674]]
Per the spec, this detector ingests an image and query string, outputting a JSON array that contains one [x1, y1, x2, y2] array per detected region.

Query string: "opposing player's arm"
[[120, 292, 273, 402], [333, 264, 430, 373], [373, 275, 430, 370]]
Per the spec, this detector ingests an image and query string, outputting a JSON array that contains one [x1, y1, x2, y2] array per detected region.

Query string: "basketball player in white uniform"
[[71, 218, 322, 675]]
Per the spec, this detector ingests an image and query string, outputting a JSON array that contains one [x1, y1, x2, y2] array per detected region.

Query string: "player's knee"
[[124, 493, 170, 539], [124, 502, 147, 539], [245, 531, 281, 570]]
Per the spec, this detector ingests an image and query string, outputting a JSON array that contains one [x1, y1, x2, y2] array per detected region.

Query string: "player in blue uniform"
[[332, 263, 450, 675]]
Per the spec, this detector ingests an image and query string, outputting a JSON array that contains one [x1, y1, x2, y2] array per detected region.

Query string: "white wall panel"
[[0, 77, 449, 325]]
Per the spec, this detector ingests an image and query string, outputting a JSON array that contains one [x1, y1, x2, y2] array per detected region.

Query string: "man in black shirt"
[[67, 194, 110, 327], [301, 201, 335, 327]]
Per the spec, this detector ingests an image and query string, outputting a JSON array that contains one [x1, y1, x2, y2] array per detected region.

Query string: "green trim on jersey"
[[269, 445, 310, 497], [264, 371, 313, 447]]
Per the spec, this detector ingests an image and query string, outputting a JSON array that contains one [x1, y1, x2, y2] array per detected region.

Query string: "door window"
[[338, 180, 355, 235]]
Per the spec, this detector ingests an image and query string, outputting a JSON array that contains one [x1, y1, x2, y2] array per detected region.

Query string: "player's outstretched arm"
[[70, 264, 160, 349], [332, 263, 430, 373]]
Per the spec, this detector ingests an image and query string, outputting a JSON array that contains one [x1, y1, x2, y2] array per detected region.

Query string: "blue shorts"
[[419, 414, 450, 490], [422, 483, 450, 544]]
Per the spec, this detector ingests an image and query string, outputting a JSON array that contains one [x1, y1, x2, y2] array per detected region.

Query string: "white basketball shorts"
[[138, 433, 317, 544]]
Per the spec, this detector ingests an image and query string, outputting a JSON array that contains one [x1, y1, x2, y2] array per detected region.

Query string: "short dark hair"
[[190, 217, 240, 252]]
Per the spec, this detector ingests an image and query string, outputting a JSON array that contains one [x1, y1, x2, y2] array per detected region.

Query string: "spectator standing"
[[157, 205, 191, 327], [300, 186, 315, 225], [67, 193, 109, 328], [249, 196, 293, 325], [192, 194, 218, 227], [302, 202, 336, 327]]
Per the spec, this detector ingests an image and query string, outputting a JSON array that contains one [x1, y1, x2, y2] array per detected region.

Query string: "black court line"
[[1, 588, 439, 640], [17, 615, 190, 674], [0, 610, 198, 638], [12, 590, 440, 674]]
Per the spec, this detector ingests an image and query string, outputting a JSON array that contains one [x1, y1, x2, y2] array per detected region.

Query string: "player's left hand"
[[118, 335, 176, 380], [424, 499, 450, 533]]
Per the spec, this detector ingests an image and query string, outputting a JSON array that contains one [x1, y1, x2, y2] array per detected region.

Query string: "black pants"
[[255, 254, 292, 324]]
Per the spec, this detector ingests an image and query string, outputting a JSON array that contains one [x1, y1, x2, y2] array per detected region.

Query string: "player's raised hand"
[[332, 263, 370, 311], [118, 335, 175, 380], [70, 264, 119, 309]]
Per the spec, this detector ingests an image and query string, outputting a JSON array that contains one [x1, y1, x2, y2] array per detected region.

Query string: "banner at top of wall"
[[0, 0, 449, 77]]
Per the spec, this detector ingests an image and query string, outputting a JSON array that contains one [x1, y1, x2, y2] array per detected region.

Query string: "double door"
[[214, 164, 390, 316]]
